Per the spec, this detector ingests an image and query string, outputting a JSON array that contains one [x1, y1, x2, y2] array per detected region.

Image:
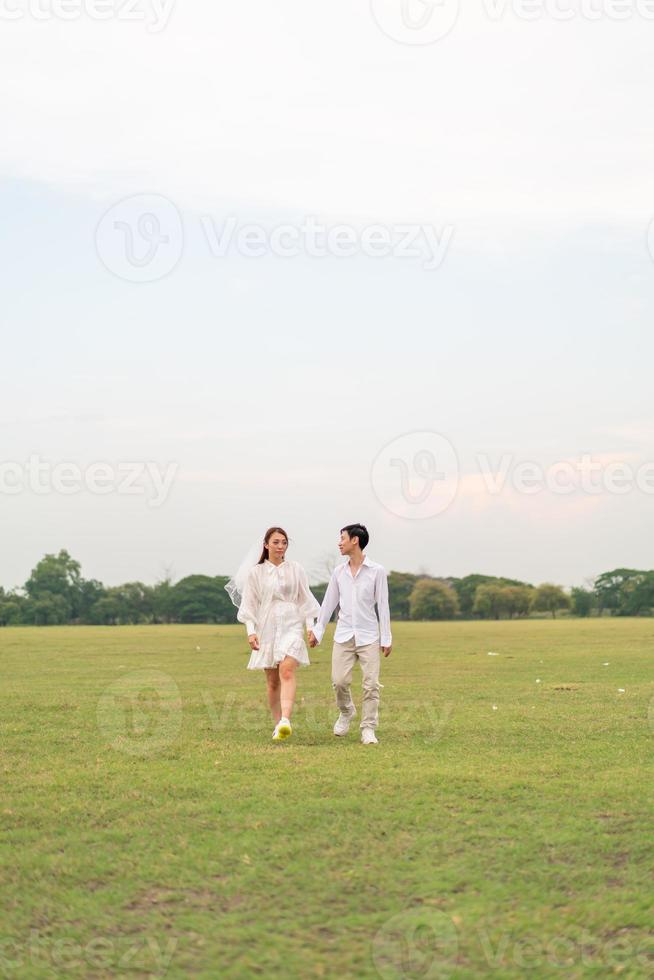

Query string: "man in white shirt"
[[308, 524, 392, 745]]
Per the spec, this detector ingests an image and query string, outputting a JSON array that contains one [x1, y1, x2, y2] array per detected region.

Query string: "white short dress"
[[237, 559, 320, 670]]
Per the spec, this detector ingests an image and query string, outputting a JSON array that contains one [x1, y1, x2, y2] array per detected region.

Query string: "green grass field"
[[1, 620, 653, 979]]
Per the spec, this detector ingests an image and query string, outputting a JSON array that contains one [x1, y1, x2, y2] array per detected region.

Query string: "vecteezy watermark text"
[[0, 931, 177, 976], [0, 0, 175, 31], [96, 668, 454, 757], [483, 0, 654, 21], [0, 457, 178, 508], [476, 453, 654, 495], [201, 215, 454, 270], [371, 906, 652, 978], [94, 194, 455, 283], [372, 432, 654, 520], [371, 0, 654, 48]]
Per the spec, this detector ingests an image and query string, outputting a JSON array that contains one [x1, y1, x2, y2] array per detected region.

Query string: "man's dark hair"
[[341, 523, 369, 550]]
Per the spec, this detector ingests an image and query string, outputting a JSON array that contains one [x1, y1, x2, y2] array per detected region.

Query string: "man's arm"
[[310, 569, 340, 644], [375, 566, 393, 654]]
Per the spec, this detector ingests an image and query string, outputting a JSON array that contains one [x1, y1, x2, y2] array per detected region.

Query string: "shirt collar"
[[338, 555, 372, 570]]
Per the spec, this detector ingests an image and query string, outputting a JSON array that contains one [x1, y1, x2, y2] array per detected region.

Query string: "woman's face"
[[266, 533, 288, 561]]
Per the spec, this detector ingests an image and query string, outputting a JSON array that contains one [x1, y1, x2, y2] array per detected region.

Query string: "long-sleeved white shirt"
[[312, 556, 392, 647]]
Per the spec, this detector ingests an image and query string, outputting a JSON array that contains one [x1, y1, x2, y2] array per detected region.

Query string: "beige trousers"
[[332, 637, 381, 730]]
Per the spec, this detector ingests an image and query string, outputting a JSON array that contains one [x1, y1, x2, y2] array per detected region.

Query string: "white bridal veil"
[[225, 539, 264, 608]]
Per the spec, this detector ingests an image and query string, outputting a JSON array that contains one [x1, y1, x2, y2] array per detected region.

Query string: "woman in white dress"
[[227, 527, 320, 742]]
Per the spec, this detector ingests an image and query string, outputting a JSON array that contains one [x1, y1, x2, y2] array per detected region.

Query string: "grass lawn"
[[1, 620, 653, 979]]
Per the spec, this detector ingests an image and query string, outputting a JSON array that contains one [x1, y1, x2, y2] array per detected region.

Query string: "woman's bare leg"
[[278, 656, 297, 720], [265, 667, 281, 724]]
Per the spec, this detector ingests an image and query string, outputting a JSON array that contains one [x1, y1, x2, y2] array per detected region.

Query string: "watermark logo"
[[201, 692, 454, 742], [483, 0, 654, 23], [97, 670, 182, 756], [370, 0, 461, 44], [95, 198, 454, 280], [372, 438, 654, 522], [476, 453, 654, 496], [1, 931, 177, 976], [201, 215, 454, 270], [371, 432, 460, 520], [372, 908, 459, 979], [371, 0, 654, 44], [0, 457, 178, 508], [0, 0, 176, 32], [95, 194, 183, 283]]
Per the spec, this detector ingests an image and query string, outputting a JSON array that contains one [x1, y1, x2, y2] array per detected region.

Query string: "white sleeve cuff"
[[245, 621, 256, 636]]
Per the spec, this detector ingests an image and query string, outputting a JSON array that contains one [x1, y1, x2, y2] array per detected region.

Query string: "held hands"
[[248, 634, 260, 651], [382, 646, 392, 658], [307, 630, 318, 648]]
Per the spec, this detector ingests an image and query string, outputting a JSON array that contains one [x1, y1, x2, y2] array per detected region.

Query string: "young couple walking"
[[226, 523, 393, 745]]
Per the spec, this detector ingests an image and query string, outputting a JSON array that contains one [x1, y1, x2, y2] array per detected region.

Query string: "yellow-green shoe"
[[272, 718, 292, 741]]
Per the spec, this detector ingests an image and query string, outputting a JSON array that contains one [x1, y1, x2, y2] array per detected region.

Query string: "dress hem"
[[247, 650, 311, 671]]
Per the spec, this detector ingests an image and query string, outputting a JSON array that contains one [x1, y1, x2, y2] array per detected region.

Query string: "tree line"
[[0, 551, 652, 626]]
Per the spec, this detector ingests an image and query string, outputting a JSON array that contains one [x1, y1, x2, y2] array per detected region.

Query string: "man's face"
[[339, 531, 356, 556]]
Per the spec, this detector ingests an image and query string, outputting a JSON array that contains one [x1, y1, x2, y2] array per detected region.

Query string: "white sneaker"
[[361, 728, 378, 745], [272, 717, 292, 741], [333, 705, 357, 736]]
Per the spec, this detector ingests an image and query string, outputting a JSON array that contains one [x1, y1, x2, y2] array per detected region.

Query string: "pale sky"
[[2, 0, 653, 591]]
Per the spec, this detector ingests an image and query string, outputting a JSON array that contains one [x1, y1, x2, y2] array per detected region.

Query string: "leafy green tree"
[[171, 575, 236, 624], [24, 550, 81, 621], [77, 579, 106, 622], [620, 572, 654, 616], [532, 584, 570, 619], [0, 593, 24, 626], [473, 584, 509, 620], [89, 595, 123, 625], [571, 587, 594, 617], [113, 582, 154, 624], [452, 575, 499, 617], [452, 574, 533, 617], [29, 592, 70, 626], [388, 571, 420, 620], [152, 575, 175, 624], [409, 579, 459, 620], [593, 569, 646, 616], [502, 585, 534, 618]]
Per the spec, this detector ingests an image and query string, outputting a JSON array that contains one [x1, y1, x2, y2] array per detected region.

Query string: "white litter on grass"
[[536, 678, 542, 684], [602, 662, 610, 666], [492, 705, 498, 710], [196, 646, 201, 651], [487, 651, 499, 656], [618, 688, 625, 693]]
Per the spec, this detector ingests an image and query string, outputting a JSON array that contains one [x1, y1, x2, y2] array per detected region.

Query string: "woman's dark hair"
[[341, 523, 369, 550], [258, 527, 289, 564]]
